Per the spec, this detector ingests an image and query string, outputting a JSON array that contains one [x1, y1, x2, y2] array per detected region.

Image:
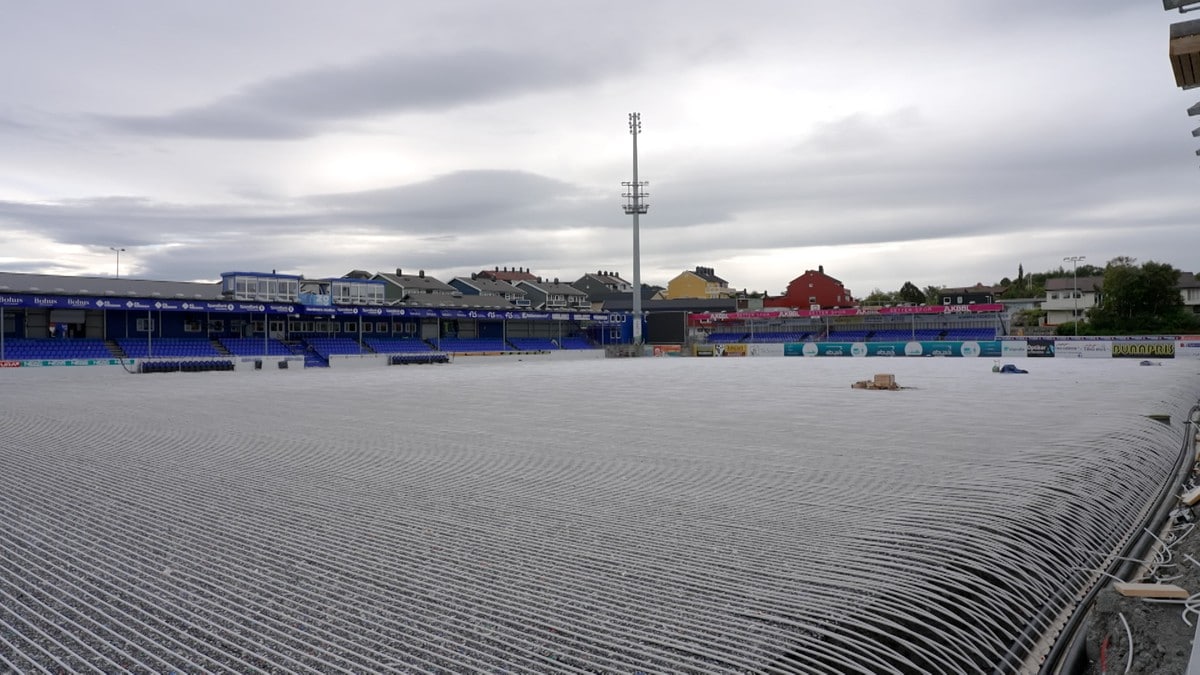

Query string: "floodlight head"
[[1165, 0, 1200, 10], [1171, 19, 1200, 88]]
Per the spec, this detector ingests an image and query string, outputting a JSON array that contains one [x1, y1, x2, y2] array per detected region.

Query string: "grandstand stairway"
[[105, 339, 126, 360], [211, 339, 232, 356], [289, 340, 328, 368]]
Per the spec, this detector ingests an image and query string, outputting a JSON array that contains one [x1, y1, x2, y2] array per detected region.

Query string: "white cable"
[[1117, 612, 1133, 674]]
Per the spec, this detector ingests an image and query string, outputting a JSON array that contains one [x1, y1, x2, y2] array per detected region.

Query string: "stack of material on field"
[[851, 373, 900, 390]]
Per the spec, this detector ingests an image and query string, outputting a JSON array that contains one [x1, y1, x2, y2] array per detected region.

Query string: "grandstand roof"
[[602, 297, 738, 313], [0, 271, 222, 299]]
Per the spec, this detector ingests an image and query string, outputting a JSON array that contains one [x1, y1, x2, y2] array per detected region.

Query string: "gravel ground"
[[1085, 448, 1200, 675], [1, 358, 1199, 673]]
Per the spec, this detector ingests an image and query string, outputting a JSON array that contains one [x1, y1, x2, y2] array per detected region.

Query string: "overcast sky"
[[1, 1, 1196, 296]]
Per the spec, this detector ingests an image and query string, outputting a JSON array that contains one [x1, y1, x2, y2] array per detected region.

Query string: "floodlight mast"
[[623, 112, 649, 350]]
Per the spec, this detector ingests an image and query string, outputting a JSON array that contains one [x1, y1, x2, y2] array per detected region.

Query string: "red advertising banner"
[[690, 304, 1004, 322]]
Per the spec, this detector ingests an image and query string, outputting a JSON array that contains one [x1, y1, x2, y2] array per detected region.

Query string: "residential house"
[[663, 266, 732, 300], [1042, 276, 1103, 326], [763, 266, 855, 310], [573, 271, 635, 309], [449, 275, 531, 308], [937, 283, 1000, 306], [1179, 272, 1200, 315], [373, 269, 457, 304], [515, 279, 589, 311]]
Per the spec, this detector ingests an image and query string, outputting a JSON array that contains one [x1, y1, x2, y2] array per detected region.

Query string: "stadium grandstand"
[[0, 270, 621, 367]]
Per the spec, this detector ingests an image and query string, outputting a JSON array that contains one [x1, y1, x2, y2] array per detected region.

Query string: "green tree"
[[1088, 257, 1196, 334], [898, 281, 925, 304], [862, 287, 896, 305], [923, 285, 942, 305]]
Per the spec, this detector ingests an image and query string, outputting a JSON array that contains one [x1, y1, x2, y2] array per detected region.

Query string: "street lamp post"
[[1064, 255, 1085, 336], [110, 247, 125, 278]]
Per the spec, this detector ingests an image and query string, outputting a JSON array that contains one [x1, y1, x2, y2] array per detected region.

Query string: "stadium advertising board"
[[1111, 342, 1175, 359], [652, 345, 682, 357], [1002, 341, 1029, 358], [714, 344, 748, 357], [1177, 339, 1200, 358], [1026, 339, 1055, 357], [14, 359, 125, 367], [865, 342, 906, 357], [0, 360, 19, 368], [1054, 341, 1112, 359], [747, 343, 785, 357]]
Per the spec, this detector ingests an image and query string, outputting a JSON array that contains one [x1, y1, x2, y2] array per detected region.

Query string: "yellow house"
[[664, 266, 732, 300]]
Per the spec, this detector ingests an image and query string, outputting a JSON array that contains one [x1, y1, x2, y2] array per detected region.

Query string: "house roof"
[[577, 271, 629, 286], [940, 283, 1000, 294], [796, 269, 844, 286], [391, 293, 515, 309], [0, 271, 223, 299], [689, 266, 727, 284], [1044, 276, 1104, 291], [518, 280, 586, 296], [374, 272, 456, 293], [479, 267, 538, 282], [452, 277, 527, 296], [1178, 272, 1200, 289]]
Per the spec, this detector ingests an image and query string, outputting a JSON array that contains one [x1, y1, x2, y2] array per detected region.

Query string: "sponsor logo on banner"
[[652, 345, 682, 357], [960, 341, 980, 358], [0, 295, 22, 306], [0, 360, 19, 368], [67, 298, 91, 308], [818, 343, 852, 356], [1176, 341, 1200, 358], [1027, 339, 1055, 357], [1002, 341, 1029, 357], [717, 344, 747, 357], [850, 342, 868, 357], [1112, 342, 1175, 358], [867, 342, 905, 357], [748, 343, 785, 357], [905, 342, 924, 356], [1055, 341, 1111, 358], [803, 342, 819, 357], [34, 297, 59, 307]]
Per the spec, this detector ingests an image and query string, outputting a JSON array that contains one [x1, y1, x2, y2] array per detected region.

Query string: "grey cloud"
[[311, 169, 610, 231], [102, 49, 627, 140]]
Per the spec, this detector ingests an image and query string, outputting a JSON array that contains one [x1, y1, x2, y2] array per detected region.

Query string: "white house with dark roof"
[[373, 269, 457, 304], [449, 275, 531, 308], [515, 279, 588, 311], [1042, 276, 1103, 326]]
